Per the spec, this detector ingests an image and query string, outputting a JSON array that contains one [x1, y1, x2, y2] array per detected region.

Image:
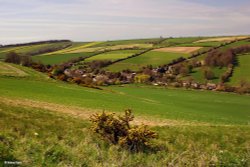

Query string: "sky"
[[0, 0, 250, 44]]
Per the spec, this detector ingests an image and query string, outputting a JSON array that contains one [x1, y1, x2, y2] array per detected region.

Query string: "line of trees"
[[0, 40, 71, 48]]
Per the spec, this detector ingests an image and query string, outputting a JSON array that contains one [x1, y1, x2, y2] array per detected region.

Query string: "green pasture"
[[184, 67, 227, 84], [85, 50, 142, 62], [178, 41, 225, 47], [0, 63, 250, 125], [230, 54, 250, 85], [106, 51, 189, 72], [1, 102, 249, 166]]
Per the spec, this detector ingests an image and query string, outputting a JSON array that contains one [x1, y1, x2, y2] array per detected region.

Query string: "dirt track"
[[0, 96, 218, 127]]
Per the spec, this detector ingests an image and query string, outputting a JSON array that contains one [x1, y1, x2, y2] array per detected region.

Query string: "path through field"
[[0, 96, 213, 127]]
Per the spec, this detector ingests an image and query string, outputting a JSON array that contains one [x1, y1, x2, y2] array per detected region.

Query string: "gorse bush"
[[119, 125, 158, 152], [90, 109, 158, 152]]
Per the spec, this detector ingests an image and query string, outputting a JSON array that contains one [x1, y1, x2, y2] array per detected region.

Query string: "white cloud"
[[0, 0, 250, 44]]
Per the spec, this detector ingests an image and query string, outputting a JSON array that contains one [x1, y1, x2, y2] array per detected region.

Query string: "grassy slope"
[[44, 42, 100, 55], [0, 62, 249, 166], [0, 63, 250, 125], [230, 54, 250, 85], [1, 103, 249, 166], [106, 51, 189, 72], [0, 42, 72, 59], [158, 37, 204, 47], [33, 52, 94, 65], [92, 38, 161, 47]]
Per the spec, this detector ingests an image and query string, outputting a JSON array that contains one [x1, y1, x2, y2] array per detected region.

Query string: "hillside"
[[2, 35, 249, 87], [1, 36, 250, 166]]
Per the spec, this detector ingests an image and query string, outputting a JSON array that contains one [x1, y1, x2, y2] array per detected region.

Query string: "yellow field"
[[154, 47, 202, 53], [194, 36, 248, 43], [45, 42, 103, 55]]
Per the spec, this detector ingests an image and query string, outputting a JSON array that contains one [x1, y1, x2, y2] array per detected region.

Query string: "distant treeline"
[[0, 40, 71, 48]]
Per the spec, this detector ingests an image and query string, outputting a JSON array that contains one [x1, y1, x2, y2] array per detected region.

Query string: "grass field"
[[0, 42, 72, 59], [230, 54, 250, 85], [45, 42, 101, 55], [194, 36, 248, 43], [106, 51, 189, 72], [92, 38, 161, 47], [0, 63, 250, 125], [0, 102, 249, 166], [0, 62, 249, 166], [219, 40, 250, 51], [154, 47, 202, 54], [158, 37, 204, 47], [33, 52, 94, 65], [184, 67, 227, 84], [1, 36, 250, 166], [85, 50, 142, 62], [178, 41, 225, 47]]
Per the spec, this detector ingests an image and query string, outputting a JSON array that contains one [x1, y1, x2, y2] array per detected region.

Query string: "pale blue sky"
[[0, 0, 250, 44]]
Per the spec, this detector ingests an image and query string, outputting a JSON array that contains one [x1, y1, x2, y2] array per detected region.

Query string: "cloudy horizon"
[[0, 0, 250, 44]]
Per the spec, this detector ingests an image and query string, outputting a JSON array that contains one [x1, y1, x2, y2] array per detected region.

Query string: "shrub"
[[4, 52, 21, 64], [90, 110, 158, 152], [119, 125, 158, 152], [203, 67, 215, 80], [134, 74, 150, 83], [21, 55, 33, 67]]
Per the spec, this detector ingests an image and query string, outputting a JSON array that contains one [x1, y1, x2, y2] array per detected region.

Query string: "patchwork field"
[[85, 50, 142, 62], [106, 51, 189, 71], [1, 62, 250, 125], [1, 36, 250, 166]]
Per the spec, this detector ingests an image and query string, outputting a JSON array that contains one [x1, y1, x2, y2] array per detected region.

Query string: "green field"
[[1, 102, 249, 166], [0, 42, 72, 59], [230, 54, 250, 85], [1, 36, 250, 166], [85, 50, 142, 62], [184, 67, 227, 83], [178, 41, 225, 47], [45, 42, 100, 55], [92, 38, 161, 47], [219, 40, 250, 51], [0, 62, 250, 166], [0, 63, 250, 125], [33, 52, 94, 65], [158, 37, 204, 47], [106, 51, 189, 72]]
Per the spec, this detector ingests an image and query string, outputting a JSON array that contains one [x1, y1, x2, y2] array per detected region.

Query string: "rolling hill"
[[1, 36, 250, 166]]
